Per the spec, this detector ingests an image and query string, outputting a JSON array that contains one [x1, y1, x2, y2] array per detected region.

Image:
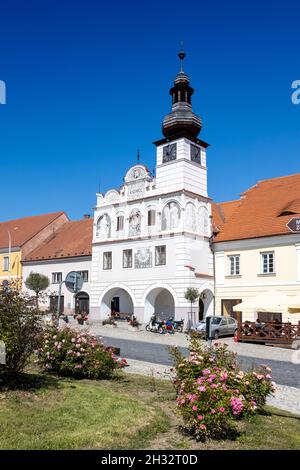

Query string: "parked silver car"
[[191, 315, 238, 339]]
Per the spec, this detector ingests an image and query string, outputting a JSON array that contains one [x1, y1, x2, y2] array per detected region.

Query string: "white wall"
[[22, 257, 91, 313]]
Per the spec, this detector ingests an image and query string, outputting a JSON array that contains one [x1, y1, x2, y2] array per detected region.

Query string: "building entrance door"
[[199, 299, 204, 321], [111, 296, 120, 313]]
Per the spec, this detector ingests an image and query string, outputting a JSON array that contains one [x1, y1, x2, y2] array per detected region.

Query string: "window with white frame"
[[3, 256, 9, 271], [52, 272, 62, 284], [103, 252, 112, 270], [123, 249, 133, 268], [116, 215, 124, 232], [261, 251, 275, 274], [155, 245, 166, 266], [76, 270, 88, 282], [228, 255, 240, 276], [147, 209, 156, 226]]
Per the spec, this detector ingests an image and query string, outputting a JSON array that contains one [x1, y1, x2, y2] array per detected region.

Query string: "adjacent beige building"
[[213, 173, 300, 324]]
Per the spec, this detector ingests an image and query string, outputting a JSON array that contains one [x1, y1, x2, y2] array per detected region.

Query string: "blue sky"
[[0, 0, 299, 221]]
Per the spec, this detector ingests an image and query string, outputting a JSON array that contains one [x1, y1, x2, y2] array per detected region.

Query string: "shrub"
[[170, 335, 275, 441], [0, 283, 43, 384], [37, 325, 127, 379]]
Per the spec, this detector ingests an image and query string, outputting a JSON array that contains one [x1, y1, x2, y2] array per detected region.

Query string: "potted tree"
[[25, 272, 49, 308], [185, 287, 200, 330]]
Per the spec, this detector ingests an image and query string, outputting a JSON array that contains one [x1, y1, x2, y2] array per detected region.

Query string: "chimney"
[[83, 214, 91, 219]]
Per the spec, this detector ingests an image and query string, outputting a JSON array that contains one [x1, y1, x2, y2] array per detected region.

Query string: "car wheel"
[[214, 330, 219, 340], [234, 328, 238, 336]]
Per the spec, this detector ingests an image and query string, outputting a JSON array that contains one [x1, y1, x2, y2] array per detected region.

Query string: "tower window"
[[191, 144, 201, 165], [155, 245, 167, 266], [123, 249, 133, 269], [103, 252, 112, 270], [148, 209, 156, 226], [117, 216, 124, 231]]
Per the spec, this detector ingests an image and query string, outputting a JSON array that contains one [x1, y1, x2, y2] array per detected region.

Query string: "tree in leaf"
[[25, 272, 49, 307], [185, 287, 200, 325], [0, 282, 42, 384]]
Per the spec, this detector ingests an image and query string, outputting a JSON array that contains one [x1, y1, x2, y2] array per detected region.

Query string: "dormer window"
[[278, 199, 300, 217]]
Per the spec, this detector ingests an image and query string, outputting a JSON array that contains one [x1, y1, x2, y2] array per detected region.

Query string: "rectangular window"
[[261, 252, 274, 274], [103, 252, 112, 270], [52, 272, 62, 284], [228, 255, 240, 275], [76, 270, 88, 282], [155, 245, 166, 266], [3, 256, 9, 271], [117, 216, 124, 231], [123, 249, 133, 268], [148, 210, 156, 226]]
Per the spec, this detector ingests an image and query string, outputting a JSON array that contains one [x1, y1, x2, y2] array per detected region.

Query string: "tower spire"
[[161, 48, 202, 139], [178, 42, 185, 73]]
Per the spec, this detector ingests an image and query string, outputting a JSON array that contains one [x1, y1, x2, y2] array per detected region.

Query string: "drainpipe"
[[209, 216, 216, 316]]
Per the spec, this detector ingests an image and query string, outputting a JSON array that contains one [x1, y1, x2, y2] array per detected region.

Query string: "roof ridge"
[[0, 211, 65, 225], [256, 172, 300, 186]]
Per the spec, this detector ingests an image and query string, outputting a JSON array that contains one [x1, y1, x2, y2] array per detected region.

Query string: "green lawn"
[[0, 371, 299, 450]]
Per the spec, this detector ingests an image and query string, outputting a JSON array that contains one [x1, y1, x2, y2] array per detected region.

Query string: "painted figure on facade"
[[96, 214, 111, 239], [129, 209, 141, 236]]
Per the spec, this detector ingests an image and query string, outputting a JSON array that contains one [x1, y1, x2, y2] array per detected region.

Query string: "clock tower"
[[154, 49, 209, 198]]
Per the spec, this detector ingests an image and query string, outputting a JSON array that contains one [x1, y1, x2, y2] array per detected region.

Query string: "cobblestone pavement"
[[65, 320, 300, 415]]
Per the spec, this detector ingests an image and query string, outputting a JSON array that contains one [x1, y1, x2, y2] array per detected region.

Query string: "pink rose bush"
[[37, 325, 128, 380], [170, 335, 275, 441]]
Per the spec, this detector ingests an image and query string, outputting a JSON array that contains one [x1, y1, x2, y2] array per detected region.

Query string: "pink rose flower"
[[219, 407, 225, 413], [197, 415, 204, 420], [192, 405, 198, 411]]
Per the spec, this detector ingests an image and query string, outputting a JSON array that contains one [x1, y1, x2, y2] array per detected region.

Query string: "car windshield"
[[211, 317, 222, 325]]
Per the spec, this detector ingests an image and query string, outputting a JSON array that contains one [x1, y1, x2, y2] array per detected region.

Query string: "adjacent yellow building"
[[0, 212, 68, 286]]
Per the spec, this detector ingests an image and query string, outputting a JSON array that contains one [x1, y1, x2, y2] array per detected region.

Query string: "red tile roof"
[[214, 173, 300, 242], [0, 212, 66, 249], [23, 218, 93, 261]]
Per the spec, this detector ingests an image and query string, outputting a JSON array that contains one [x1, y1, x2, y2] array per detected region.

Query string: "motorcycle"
[[145, 315, 165, 334], [171, 318, 184, 333]]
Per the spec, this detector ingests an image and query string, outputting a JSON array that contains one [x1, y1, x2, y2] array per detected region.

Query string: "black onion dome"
[[162, 50, 202, 139]]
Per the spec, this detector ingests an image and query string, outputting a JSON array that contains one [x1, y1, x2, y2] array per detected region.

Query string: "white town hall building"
[[89, 50, 214, 323]]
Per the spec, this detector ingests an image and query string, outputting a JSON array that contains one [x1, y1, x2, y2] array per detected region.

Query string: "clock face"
[[191, 144, 201, 165], [163, 143, 177, 163]]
